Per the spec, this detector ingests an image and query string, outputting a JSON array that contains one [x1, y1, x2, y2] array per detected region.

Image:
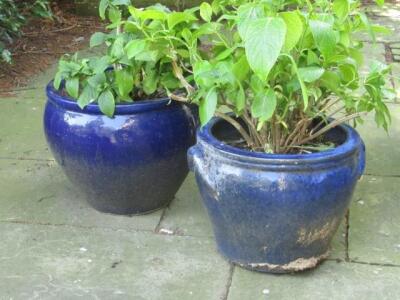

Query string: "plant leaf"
[[193, 60, 215, 88], [307, 50, 320, 65], [200, 2, 212, 22], [112, 0, 130, 5], [320, 71, 341, 92], [98, 89, 115, 117], [333, 0, 349, 21], [65, 77, 79, 99], [232, 55, 250, 82], [280, 11, 303, 51], [99, 0, 108, 20], [108, 5, 121, 23], [251, 89, 277, 122], [89, 72, 107, 88], [167, 12, 197, 29], [236, 83, 245, 112], [78, 85, 98, 109], [90, 56, 111, 74], [143, 68, 158, 95], [298, 66, 325, 83], [115, 69, 133, 97], [215, 47, 235, 61], [281, 53, 309, 109], [90, 32, 107, 48], [125, 39, 146, 59], [199, 87, 218, 125], [135, 50, 158, 62], [241, 17, 287, 80], [237, 3, 264, 38], [111, 36, 125, 59], [137, 9, 167, 21], [53, 72, 63, 90], [309, 20, 337, 59]]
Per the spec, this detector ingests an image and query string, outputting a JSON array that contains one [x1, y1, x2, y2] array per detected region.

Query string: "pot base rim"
[[86, 198, 172, 216]]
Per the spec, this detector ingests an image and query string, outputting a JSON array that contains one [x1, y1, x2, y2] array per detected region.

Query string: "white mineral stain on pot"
[[297, 219, 339, 246]]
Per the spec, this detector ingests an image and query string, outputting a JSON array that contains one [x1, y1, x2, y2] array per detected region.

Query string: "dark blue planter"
[[44, 82, 197, 215], [188, 117, 365, 273]]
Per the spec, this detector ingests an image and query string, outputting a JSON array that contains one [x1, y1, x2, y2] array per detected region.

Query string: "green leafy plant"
[[54, 0, 393, 152], [54, 0, 199, 116], [0, 0, 52, 63], [184, 0, 393, 154]]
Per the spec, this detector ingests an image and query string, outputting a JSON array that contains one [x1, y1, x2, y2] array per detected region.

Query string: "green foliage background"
[[0, 0, 52, 63]]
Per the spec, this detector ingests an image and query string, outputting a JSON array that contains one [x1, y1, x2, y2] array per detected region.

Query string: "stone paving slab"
[[157, 174, 213, 238], [360, 43, 397, 101], [349, 176, 400, 265], [357, 103, 400, 176], [227, 260, 400, 300], [365, 16, 400, 43], [366, 3, 400, 18], [0, 91, 51, 160], [361, 43, 386, 75], [355, 4, 400, 43], [0, 158, 163, 232], [0, 222, 231, 299]]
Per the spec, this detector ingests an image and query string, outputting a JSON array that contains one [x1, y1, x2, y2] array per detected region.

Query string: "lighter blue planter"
[[188, 117, 365, 273]]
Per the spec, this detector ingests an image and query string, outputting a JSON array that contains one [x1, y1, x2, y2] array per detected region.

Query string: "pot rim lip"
[[197, 116, 362, 164], [46, 81, 172, 115]]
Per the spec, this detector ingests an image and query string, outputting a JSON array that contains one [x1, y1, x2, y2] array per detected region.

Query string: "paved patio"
[[1, 4, 400, 299]]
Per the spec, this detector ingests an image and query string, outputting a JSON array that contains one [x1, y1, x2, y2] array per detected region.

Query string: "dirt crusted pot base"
[[231, 251, 330, 274]]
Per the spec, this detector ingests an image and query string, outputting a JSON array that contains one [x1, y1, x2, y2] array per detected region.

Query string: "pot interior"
[[211, 117, 348, 152]]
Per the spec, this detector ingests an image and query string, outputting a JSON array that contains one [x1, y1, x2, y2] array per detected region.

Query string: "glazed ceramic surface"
[[188, 117, 365, 273], [44, 82, 197, 215]]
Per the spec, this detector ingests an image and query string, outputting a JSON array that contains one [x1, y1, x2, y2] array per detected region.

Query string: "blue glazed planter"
[[188, 117, 365, 273], [44, 82, 197, 215]]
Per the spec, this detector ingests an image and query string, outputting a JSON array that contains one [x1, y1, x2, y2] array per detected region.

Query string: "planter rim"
[[46, 81, 172, 115], [196, 116, 364, 166]]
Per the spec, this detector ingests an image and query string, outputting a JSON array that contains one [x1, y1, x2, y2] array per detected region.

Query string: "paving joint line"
[[220, 264, 235, 300], [0, 219, 213, 240], [154, 204, 169, 234], [0, 156, 55, 162], [364, 173, 400, 178], [0, 86, 38, 93], [344, 209, 350, 262], [349, 259, 400, 268], [330, 258, 400, 268], [0, 219, 154, 235]]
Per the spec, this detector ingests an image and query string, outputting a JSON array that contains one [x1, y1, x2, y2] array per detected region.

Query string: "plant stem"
[[172, 60, 194, 95], [297, 112, 367, 145], [310, 106, 346, 135], [242, 110, 263, 147], [114, 25, 122, 71], [283, 118, 308, 149], [169, 93, 188, 102]]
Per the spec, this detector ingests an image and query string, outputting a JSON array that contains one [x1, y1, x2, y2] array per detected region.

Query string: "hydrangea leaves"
[[239, 17, 287, 81]]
